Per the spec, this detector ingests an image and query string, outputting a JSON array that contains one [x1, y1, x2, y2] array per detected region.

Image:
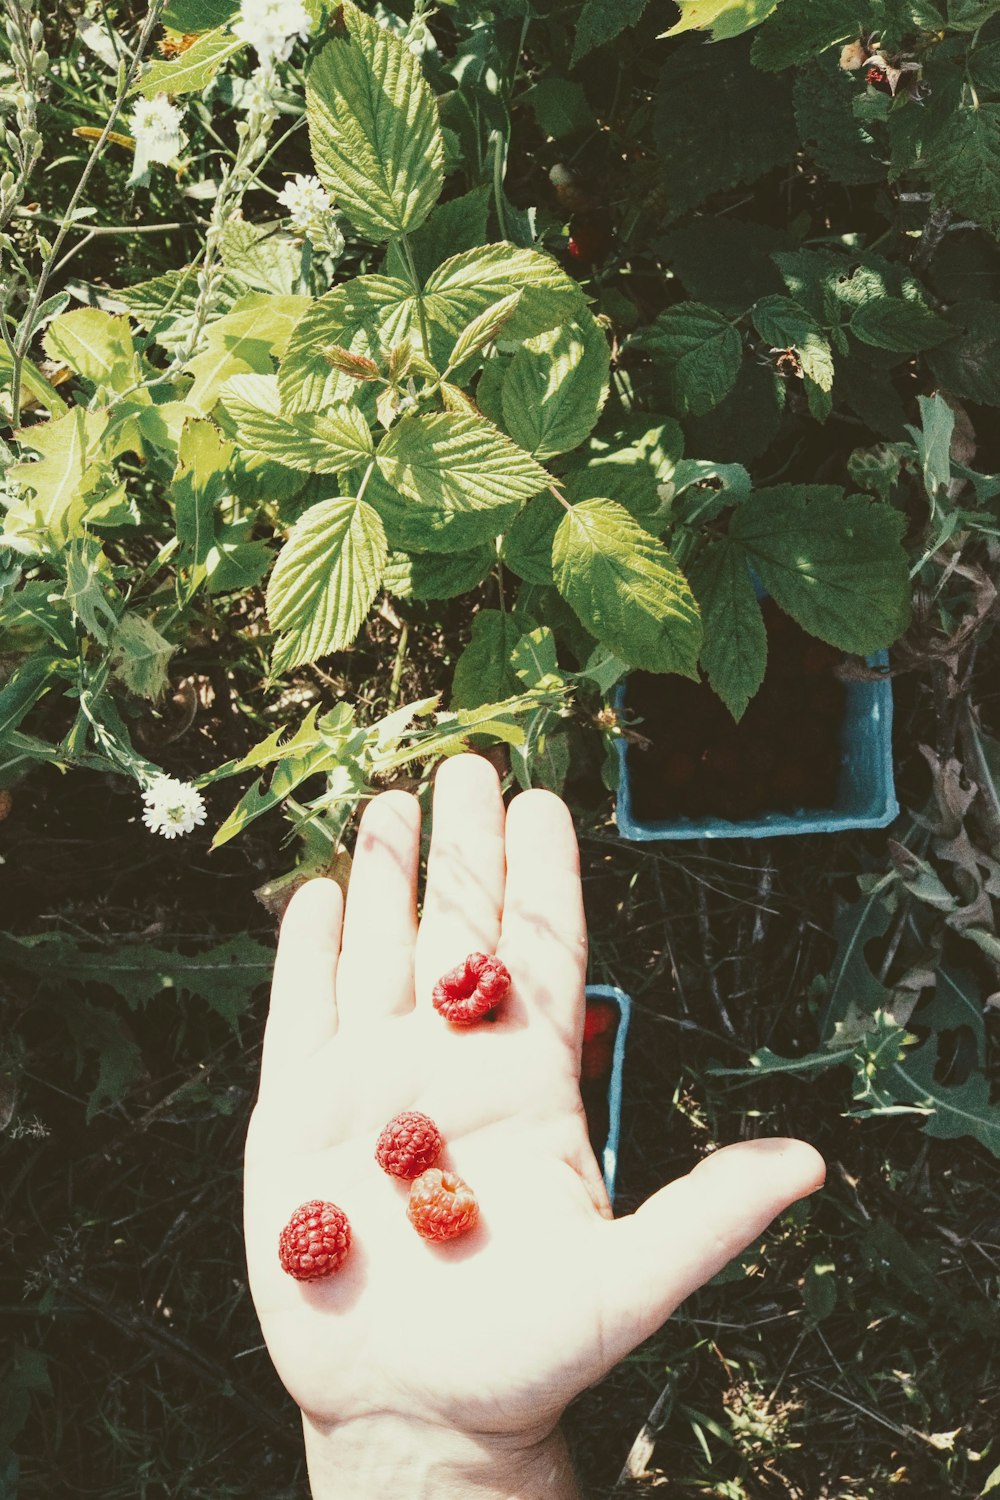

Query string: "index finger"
[[496, 788, 587, 1043]]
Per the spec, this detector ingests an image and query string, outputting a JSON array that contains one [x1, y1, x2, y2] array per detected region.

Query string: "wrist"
[[302, 1412, 581, 1500]]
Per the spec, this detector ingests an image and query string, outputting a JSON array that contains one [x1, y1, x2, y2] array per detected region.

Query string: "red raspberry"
[[375, 1111, 443, 1180], [278, 1200, 351, 1281], [866, 65, 888, 85], [406, 1168, 479, 1242], [432, 952, 511, 1025]]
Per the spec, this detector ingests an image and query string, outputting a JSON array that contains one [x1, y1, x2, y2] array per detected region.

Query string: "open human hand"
[[244, 755, 825, 1499]]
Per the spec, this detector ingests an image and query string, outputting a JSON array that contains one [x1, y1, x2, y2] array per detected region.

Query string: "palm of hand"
[[245, 757, 824, 1452]]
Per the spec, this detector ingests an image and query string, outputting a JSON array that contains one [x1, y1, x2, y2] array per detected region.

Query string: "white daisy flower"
[[141, 776, 208, 840], [129, 94, 187, 184], [233, 0, 311, 69]]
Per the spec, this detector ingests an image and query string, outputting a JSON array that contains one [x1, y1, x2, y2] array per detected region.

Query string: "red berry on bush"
[[567, 215, 612, 267]]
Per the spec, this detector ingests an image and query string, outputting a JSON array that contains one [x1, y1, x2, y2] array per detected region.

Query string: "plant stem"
[[8, 0, 166, 420], [399, 234, 431, 358]]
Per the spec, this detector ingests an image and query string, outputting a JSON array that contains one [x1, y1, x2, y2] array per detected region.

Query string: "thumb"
[[593, 1138, 826, 1371]]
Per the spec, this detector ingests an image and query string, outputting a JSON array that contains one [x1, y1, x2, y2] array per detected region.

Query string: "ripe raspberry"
[[375, 1111, 443, 1180], [406, 1168, 479, 1242], [432, 952, 511, 1025], [278, 1200, 351, 1281], [866, 65, 888, 85]]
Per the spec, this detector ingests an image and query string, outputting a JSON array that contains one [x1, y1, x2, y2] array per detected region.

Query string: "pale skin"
[[244, 755, 826, 1499]]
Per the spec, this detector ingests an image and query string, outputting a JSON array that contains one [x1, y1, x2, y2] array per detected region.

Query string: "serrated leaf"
[[384, 186, 490, 283], [750, 0, 858, 70], [385, 545, 494, 600], [501, 492, 563, 583], [8, 406, 108, 544], [552, 497, 702, 675], [108, 613, 175, 701], [374, 412, 549, 548], [277, 276, 419, 413], [451, 610, 523, 708], [688, 541, 766, 720], [850, 297, 957, 352], [267, 496, 387, 672], [571, 0, 651, 62], [220, 220, 303, 296], [306, 2, 444, 241], [926, 102, 1000, 235], [662, 0, 779, 41], [654, 39, 797, 219], [131, 26, 245, 97], [638, 302, 743, 417], [423, 243, 586, 344], [730, 485, 911, 653], [794, 60, 884, 186], [184, 293, 310, 413], [501, 315, 610, 459], [927, 300, 1000, 405], [524, 78, 596, 138], [222, 372, 373, 472], [752, 293, 835, 390], [43, 309, 138, 390], [446, 290, 523, 372]]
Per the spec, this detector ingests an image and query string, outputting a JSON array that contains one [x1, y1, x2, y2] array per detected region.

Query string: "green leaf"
[[63, 539, 119, 644], [184, 293, 310, 412], [384, 187, 491, 283], [267, 496, 388, 672], [571, 0, 651, 62], [523, 78, 596, 138], [42, 309, 139, 390], [446, 291, 524, 372], [906, 392, 954, 500], [688, 542, 766, 720], [385, 545, 494, 601], [277, 275, 419, 413], [501, 492, 563, 584], [423, 243, 586, 344], [552, 497, 702, 676], [108, 613, 175, 701], [926, 102, 1000, 234], [8, 406, 108, 544], [306, 2, 444, 241], [131, 26, 245, 97], [752, 294, 835, 391], [500, 315, 610, 459], [927, 300, 1000, 405], [222, 372, 373, 472], [220, 220, 303, 296], [451, 610, 523, 708], [171, 419, 234, 569], [662, 0, 779, 41], [850, 297, 957, 352], [163, 0, 236, 30], [638, 302, 743, 417], [793, 60, 884, 186], [730, 486, 911, 653], [750, 0, 857, 70], [374, 412, 549, 551], [662, 218, 789, 314], [654, 39, 797, 219]]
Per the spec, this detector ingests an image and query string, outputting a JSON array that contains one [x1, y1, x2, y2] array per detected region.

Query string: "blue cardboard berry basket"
[[585, 983, 631, 1205], [614, 651, 897, 841]]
